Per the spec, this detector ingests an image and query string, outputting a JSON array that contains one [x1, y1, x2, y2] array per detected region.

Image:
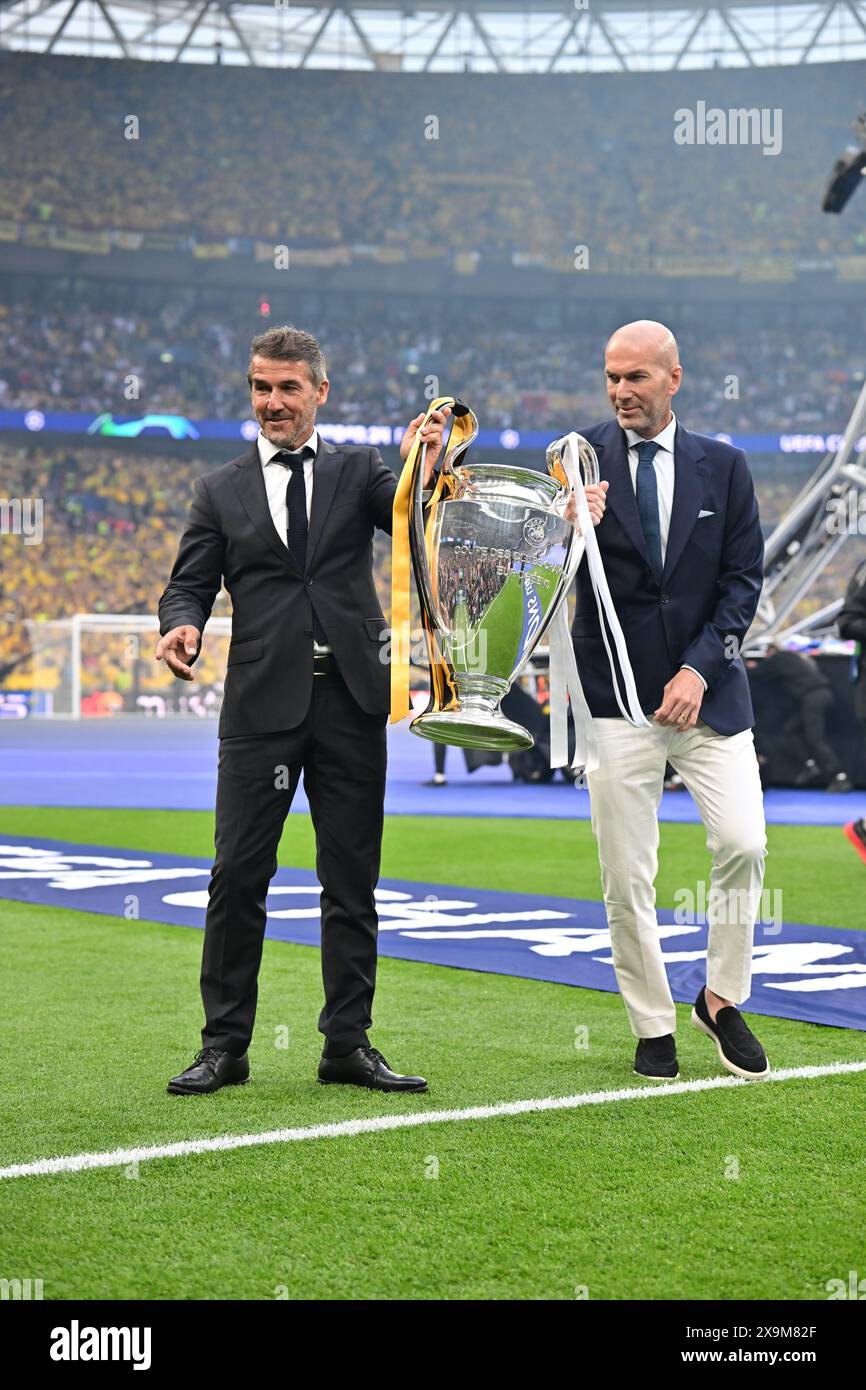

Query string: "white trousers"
[[585, 717, 767, 1039]]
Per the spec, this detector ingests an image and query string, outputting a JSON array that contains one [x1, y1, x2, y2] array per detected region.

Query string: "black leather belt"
[[313, 652, 339, 677]]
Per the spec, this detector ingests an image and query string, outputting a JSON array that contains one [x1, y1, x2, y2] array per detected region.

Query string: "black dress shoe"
[[634, 1034, 678, 1080], [691, 988, 770, 1080], [318, 1046, 427, 1093], [167, 1047, 250, 1095]]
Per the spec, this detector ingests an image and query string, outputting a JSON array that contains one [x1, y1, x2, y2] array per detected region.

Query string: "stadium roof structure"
[[1, 0, 866, 71]]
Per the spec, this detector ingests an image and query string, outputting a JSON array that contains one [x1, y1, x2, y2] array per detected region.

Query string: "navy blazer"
[[570, 418, 764, 736]]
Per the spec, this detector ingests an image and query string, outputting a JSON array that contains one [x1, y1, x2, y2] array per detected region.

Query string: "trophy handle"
[[545, 432, 600, 590], [409, 398, 478, 629], [546, 432, 599, 493], [547, 432, 651, 734], [392, 395, 478, 724], [440, 399, 479, 474]]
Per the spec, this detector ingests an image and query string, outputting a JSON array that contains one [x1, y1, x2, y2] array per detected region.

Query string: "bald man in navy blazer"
[[572, 320, 770, 1083]]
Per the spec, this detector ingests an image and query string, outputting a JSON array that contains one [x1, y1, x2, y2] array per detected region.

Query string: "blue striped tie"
[[635, 439, 663, 584]]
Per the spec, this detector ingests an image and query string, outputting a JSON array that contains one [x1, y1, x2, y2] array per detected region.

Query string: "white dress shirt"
[[623, 412, 706, 691], [258, 426, 318, 531], [257, 427, 331, 654]]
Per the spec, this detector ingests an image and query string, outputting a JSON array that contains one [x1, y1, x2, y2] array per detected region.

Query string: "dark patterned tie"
[[635, 439, 663, 584], [272, 448, 313, 571], [271, 446, 327, 643]]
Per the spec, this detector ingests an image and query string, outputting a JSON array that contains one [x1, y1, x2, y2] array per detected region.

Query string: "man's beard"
[[617, 402, 663, 433], [263, 417, 304, 445]]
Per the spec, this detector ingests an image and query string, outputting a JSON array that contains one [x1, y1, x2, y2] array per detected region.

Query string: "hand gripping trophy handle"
[[409, 398, 479, 658]]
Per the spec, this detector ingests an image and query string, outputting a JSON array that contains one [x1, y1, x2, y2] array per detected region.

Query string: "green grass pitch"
[[0, 804, 864, 1300]]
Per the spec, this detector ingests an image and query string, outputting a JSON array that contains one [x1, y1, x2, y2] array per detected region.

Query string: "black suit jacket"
[[570, 419, 764, 736], [158, 437, 397, 738]]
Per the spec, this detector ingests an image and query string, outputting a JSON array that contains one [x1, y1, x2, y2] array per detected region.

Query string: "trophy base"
[[410, 708, 535, 753]]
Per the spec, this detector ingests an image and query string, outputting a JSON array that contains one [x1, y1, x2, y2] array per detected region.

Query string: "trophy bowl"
[[410, 443, 597, 751]]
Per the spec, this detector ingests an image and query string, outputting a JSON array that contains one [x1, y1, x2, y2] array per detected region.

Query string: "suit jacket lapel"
[[595, 420, 711, 584], [598, 423, 652, 568], [306, 437, 346, 569], [663, 425, 709, 583], [230, 443, 303, 576]]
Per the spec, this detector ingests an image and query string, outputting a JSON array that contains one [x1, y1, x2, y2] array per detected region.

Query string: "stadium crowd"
[[0, 445, 232, 707], [1, 294, 863, 438], [2, 47, 864, 715], [0, 52, 864, 261]]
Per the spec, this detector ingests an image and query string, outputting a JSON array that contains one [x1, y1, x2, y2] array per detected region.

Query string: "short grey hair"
[[247, 325, 327, 389]]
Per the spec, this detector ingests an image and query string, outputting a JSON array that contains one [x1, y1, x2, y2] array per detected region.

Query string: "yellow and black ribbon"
[[390, 397, 475, 723]]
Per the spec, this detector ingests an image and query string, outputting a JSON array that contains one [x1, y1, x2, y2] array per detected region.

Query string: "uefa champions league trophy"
[[395, 398, 599, 751]]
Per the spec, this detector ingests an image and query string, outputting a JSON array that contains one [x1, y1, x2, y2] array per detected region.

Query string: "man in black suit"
[[156, 325, 449, 1095]]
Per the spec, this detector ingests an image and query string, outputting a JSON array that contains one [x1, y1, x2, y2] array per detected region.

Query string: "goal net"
[[4, 614, 233, 718]]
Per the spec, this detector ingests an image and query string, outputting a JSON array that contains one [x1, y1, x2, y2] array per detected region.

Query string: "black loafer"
[[691, 988, 770, 1080], [318, 1046, 427, 1093], [167, 1047, 250, 1095], [634, 1034, 678, 1080]]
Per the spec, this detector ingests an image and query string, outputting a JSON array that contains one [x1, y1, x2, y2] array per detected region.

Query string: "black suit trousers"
[[200, 668, 387, 1057]]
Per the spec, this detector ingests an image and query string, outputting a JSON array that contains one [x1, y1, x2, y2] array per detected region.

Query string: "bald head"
[[607, 320, 679, 370], [604, 320, 682, 438]]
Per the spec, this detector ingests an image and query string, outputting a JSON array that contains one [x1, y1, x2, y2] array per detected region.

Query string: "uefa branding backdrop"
[[0, 0, 865, 1360]]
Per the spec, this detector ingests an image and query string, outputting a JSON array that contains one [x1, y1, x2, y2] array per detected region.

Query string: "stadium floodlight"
[[822, 112, 866, 214]]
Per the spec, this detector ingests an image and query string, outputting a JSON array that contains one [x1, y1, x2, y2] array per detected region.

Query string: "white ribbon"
[[546, 432, 651, 774]]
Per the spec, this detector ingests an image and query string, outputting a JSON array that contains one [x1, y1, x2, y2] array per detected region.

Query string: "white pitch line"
[[1, 1060, 864, 1182]]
